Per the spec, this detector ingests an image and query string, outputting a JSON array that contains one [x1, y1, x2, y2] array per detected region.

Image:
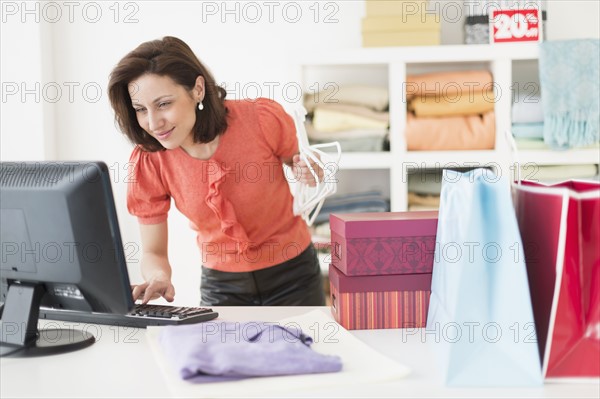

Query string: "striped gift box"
[[329, 264, 431, 330]]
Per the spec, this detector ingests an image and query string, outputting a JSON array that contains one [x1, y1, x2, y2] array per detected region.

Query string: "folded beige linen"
[[312, 107, 390, 133], [408, 90, 495, 117], [306, 122, 388, 141], [405, 111, 496, 150], [304, 85, 389, 113], [405, 70, 493, 100], [316, 103, 389, 122]]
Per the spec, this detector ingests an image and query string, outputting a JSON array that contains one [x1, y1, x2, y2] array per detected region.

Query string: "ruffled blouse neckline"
[[173, 131, 252, 253]]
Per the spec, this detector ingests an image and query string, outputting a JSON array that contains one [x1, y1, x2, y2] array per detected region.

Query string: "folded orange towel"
[[405, 111, 496, 151], [405, 70, 493, 100], [408, 90, 495, 117]]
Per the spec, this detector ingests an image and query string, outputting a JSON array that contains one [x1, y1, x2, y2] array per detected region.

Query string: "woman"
[[108, 36, 325, 306]]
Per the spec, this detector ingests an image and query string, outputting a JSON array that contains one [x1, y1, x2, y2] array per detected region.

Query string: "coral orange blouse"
[[127, 98, 311, 272]]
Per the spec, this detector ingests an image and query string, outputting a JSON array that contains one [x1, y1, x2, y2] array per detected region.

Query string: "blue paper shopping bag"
[[426, 169, 542, 386]]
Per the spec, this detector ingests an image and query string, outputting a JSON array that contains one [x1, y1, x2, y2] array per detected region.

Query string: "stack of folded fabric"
[[407, 170, 442, 211], [407, 192, 440, 211], [512, 92, 546, 149], [304, 85, 390, 152], [404, 70, 496, 150], [406, 168, 497, 210], [362, 0, 440, 47]]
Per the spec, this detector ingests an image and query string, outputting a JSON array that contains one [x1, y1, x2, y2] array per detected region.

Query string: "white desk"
[[1, 306, 599, 398]]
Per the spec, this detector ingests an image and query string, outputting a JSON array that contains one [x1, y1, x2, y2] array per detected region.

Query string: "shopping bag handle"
[[504, 128, 522, 185]]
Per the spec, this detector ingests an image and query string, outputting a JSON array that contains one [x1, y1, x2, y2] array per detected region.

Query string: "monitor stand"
[[0, 282, 95, 357]]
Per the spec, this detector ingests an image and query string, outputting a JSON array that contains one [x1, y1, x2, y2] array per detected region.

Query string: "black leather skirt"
[[200, 243, 326, 306]]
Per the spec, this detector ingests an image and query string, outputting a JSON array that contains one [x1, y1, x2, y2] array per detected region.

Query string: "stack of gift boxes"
[[362, 0, 441, 47], [328, 211, 438, 330]]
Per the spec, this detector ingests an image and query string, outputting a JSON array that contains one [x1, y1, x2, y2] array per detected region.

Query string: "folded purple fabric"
[[158, 322, 343, 383]]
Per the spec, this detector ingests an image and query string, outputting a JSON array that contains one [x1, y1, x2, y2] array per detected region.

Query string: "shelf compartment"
[[337, 152, 392, 169]]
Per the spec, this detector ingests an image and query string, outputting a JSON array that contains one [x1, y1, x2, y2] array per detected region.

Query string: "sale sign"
[[491, 9, 541, 43]]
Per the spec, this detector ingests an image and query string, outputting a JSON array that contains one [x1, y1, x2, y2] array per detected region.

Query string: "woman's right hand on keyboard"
[[131, 275, 175, 304]]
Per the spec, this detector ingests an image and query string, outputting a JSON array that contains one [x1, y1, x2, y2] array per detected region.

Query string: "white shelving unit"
[[517, 149, 600, 166], [299, 43, 599, 211]]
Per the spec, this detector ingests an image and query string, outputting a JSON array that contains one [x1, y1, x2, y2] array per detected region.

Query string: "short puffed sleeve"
[[255, 98, 298, 159], [126, 146, 170, 224]]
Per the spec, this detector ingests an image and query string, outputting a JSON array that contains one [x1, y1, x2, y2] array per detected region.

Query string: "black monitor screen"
[[0, 161, 134, 357]]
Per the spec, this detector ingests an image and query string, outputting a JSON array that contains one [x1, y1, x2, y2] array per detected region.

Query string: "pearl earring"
[[198, 101, 204, 111]]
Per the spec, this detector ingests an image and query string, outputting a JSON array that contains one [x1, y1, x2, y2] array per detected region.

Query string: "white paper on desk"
[[146, 309, 411, 398]]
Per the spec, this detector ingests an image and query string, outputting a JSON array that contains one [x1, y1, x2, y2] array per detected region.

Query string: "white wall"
[[546, 0, 600, 40], [1, 8, 56, 160], [2, 0, 599, 306]]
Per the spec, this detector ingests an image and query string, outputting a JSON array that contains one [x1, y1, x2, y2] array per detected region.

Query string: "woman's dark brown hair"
[[108, 36, 228, 151]]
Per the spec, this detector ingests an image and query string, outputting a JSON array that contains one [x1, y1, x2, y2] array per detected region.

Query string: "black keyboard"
[[39, 304, 219, 328]]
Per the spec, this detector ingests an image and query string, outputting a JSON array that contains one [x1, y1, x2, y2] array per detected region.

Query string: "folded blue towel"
[[511, 122, 544, 139], [159, 322, 343, 383], [512, 93, 544, 124], [539, 39, 600, 149]]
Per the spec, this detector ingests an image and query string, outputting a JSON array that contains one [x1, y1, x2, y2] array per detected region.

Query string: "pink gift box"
[[330, 211, 438, 276], [329, 264, 431, 330]]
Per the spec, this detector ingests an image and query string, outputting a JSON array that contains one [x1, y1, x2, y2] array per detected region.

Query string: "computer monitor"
[[0, 161, 134, 357]]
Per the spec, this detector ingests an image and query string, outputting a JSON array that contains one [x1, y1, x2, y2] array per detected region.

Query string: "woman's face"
[[129, 73, 204, 150]]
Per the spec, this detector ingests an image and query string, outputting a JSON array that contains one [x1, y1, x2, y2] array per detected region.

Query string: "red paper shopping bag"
[[514, 180, 600, 379]]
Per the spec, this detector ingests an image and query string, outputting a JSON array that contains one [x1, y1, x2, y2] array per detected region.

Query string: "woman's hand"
[[292, 153, 324, 187], [135, 221, 174, 304], [131, 274, 175, 304]]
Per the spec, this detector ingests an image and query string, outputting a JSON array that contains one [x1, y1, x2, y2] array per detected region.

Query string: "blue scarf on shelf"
[[539, 39, 600, 150]]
